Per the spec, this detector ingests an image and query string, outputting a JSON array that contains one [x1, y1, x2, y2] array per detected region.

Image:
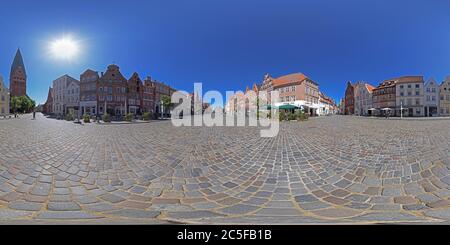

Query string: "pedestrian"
[[33, 110, 36, 120]]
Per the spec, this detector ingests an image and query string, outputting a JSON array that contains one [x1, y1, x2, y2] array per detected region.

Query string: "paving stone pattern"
[[0, 114, 449, 224]]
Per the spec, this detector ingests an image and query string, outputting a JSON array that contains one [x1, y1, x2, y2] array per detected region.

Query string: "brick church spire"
[[10, 48, 27, 97]]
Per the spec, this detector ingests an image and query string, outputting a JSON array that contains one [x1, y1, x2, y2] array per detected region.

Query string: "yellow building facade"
[[0, 75, 10, 116]]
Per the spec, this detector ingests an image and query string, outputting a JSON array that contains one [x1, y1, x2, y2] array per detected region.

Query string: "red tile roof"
[[272, 73, 308, 87], [365, 84, 375, 92]]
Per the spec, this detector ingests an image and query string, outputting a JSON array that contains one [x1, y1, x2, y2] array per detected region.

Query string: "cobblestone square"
[[0, 114, 449, 224]]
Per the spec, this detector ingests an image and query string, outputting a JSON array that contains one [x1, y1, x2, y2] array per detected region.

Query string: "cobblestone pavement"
[[0, 114, 449, 224]]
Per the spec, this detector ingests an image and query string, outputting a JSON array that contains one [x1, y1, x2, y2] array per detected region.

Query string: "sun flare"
[[49, 36, 80, 60]]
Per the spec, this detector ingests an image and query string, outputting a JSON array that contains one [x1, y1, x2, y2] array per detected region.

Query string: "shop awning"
[[278, 104, 299, 110]]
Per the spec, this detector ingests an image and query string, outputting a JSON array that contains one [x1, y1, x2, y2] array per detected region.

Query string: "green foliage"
[[102, 113, 111, 123], [65, 113, 75, 121], [83, 114, 91, 123], [279, 111, 287, 121], [143, 112, 151, 121], [288, 113, 297, 121], [161, 95, 174, 109], [10, 96, 35, 113], [295, 110, 309, 121], [125, 113, 133, 122]]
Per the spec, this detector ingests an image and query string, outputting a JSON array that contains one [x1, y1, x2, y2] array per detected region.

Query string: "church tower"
[[10, 49, 27, 97]]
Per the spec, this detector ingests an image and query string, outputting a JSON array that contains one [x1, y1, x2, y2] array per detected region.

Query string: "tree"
[[10, 96, 19, 116], [161, 95, 173, 117], [10, 96, 36, 114]]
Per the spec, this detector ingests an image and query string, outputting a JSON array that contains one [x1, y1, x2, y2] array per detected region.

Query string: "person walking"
[[33, 110, 36, 120]]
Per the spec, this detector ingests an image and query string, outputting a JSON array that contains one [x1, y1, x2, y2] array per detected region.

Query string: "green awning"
[[261, 105, 276, 110], [278, 104, 299, 110]]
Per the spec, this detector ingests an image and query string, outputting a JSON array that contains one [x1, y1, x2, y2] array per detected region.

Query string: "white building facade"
[[354, 82, 375, 116], [395, 76, 425, 117], [424, 78, 439, 117], [52, 75, 80, 117], [65, 79, 80, 116]]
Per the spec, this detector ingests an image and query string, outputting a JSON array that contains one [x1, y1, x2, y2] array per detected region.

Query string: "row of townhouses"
[[342, 76, 450, 117], [42, 64, 177, 118], [225, 73, 337, 116]]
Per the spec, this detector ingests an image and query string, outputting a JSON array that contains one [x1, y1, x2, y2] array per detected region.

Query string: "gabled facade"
[[52, 75, 80, 116], [354, 82, 375, 116], [143, 77, 156, 114], [65, 78, 80, 116], [42, 87, 53, 115], [127, 72, 143, 115], [97, 65, 128, 116], [424, 78, 439, 117], [440, 76, 450, 116], [344, 81, 355, 115]]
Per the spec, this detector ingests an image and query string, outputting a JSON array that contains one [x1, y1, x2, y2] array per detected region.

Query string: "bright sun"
[[49, 36, 80, 60]]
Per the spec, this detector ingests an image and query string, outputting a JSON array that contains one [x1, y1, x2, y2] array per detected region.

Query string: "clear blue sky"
[[1, 0, 450, 104]]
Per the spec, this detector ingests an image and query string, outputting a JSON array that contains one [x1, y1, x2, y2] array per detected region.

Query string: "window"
[[432, 96, 436, 101], [415, 84, 420, 88], [415, 99, 420, 105], [426, 96, 430, 101], [416, 91, 420, 96], [291, 86, 296, 92], [400, 85, 404, 89], [400, 92, 404, 96], [407, 85, 412, 89], [408, 91, 412, 96]]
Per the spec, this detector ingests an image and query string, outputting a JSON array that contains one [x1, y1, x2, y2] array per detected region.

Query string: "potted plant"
[[143, 112, 151, 121], [83, 114, 91, 123], [125, 113, 133, 122], [102, 113, 111, 123]]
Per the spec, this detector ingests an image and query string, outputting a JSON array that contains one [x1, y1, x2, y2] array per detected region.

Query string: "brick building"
[[127, 72, 144, 115], [42, 87, 53, 115], [80, 69, 99, 116], [9, 49, 27, 97], [142, 77, 156, 114], [372, 78, 397, 116], [344, 81, 355, 115], [97, 64, 128, 117]]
